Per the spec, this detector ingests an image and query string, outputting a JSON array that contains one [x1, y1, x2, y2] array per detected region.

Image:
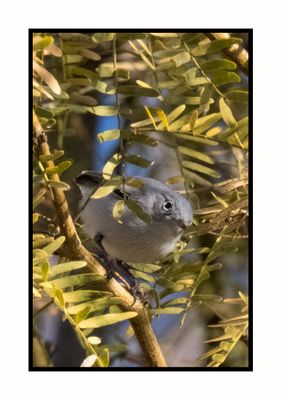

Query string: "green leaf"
[[102, 153, 122, 179], [192, 38, 242, 56], [53, 287, 65, 308], [48, 180, 70, 191], [175, 133, 219, 146], [47, 273, 104, 289], [226, 90, 248, 103], [125, 177, 145, 188], [124, 131, 158, 147], [125, 154, 153, 168], [189, 110, 199, 131], [33, 35, 54, 51], [51, 261, 87, 277], [63, 290, 112, 303], [131, 270, 156, 283], [131, 263, 162, 273], [193, 269, 210, 291], [171, 52, 190, 67], [117, 33, 146, 40], [88, 336, 102, 345], [178, 146, 214, 164], [210, 71, 241, 86], [43, 236, 65, 255], [126, 199, 152, 223], [206, 127, 222, 137], [80, 354, 97, 368], [91, 177, 122, 199], [33, 61, 61, 95], [33, 213, 39, 224], [80, 48, 101, 61], [75, 306, 91, 324], [191, 294, 223, 303], [68, 297, 123, 315], [150, 33, 178, 38], [182, 113, 222, 135], [39, 150, 64, 162], [112, 200, 125, 224], [188, 77, 209, 86], [33, 187, 46, 210], [41, 260, 50, 282], [78, 312, 138, 329], [182, 161, 220, 178], [149, 307, 184, 315], [201, 59, 237, 71], [166, 176, 185, 185], [211, 191, 228, 208], [219, 117, 248, 141], [97, 129, 120, 143], [88, 106, 118, 116], [92, 32, 115, 43], [98, 348, 110, 367], [118, 85, 159, 97], [155, 110, 168, 130], [219, 98, 237, 128], [45, 160, 72, 176]]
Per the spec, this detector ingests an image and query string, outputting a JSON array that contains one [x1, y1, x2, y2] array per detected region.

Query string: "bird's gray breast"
[[79, 196, 181, 263]]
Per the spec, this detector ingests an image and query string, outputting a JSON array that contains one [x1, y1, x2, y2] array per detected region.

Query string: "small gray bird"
[[74, 171, 193, 263]]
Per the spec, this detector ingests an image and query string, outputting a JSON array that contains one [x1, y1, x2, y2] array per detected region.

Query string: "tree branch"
[[205, 32, 249, 75], [33, 110, 167, 367]]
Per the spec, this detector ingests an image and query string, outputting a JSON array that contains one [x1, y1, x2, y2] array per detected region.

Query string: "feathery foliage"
[[32, 31, 249, 368]]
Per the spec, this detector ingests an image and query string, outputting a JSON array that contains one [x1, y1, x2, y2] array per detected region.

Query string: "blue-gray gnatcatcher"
[[74, 171, 193, 264]]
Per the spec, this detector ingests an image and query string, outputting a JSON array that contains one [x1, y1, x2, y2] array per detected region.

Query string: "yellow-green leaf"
[[98, 348, 110, 367], [88, 336, 102, 345], [156, 110, 169, 130], [92, 32, 115, 43], [91, 177, 122, 199], [68, 297, 123, 315], [178, 146, 214, 164], [112, 200, 125, 224], [211, 191, 228, 208], [47, 273, 104, 289], [48, 180, 70, 191], [144, 106, 157, 129], [88, 106, 118, 116], [80, 354, 97, 367], [182, 161, 220, 178], [51, 261, 87, 277], [97, 129, 120, 143], [219, 98, 237, 128], [192, 38, 242, 56], [125, 154, 153, 168], [78, 312, 138, 329], [33, 61, 61, 95], [127, 199, 152, 223], [43, 236, 65, 255], [102, 153, 122, 179]]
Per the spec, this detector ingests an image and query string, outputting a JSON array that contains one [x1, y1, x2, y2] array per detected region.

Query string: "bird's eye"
[[163, 200, 173, 212]]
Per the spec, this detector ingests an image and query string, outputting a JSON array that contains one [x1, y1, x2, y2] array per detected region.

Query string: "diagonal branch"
[[32, 110, 167, 367]]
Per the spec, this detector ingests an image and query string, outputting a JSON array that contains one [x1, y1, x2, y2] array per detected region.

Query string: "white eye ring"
[[163, 200, 173, 212]]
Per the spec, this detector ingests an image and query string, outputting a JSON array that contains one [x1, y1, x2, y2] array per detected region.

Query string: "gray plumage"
[[74, 171, 193, 263]]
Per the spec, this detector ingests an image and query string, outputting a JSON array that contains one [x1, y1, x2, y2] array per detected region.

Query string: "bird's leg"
[[113, 260, 148, 306], [94, 233, 148, 305], [94, 233, 114, 281]]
